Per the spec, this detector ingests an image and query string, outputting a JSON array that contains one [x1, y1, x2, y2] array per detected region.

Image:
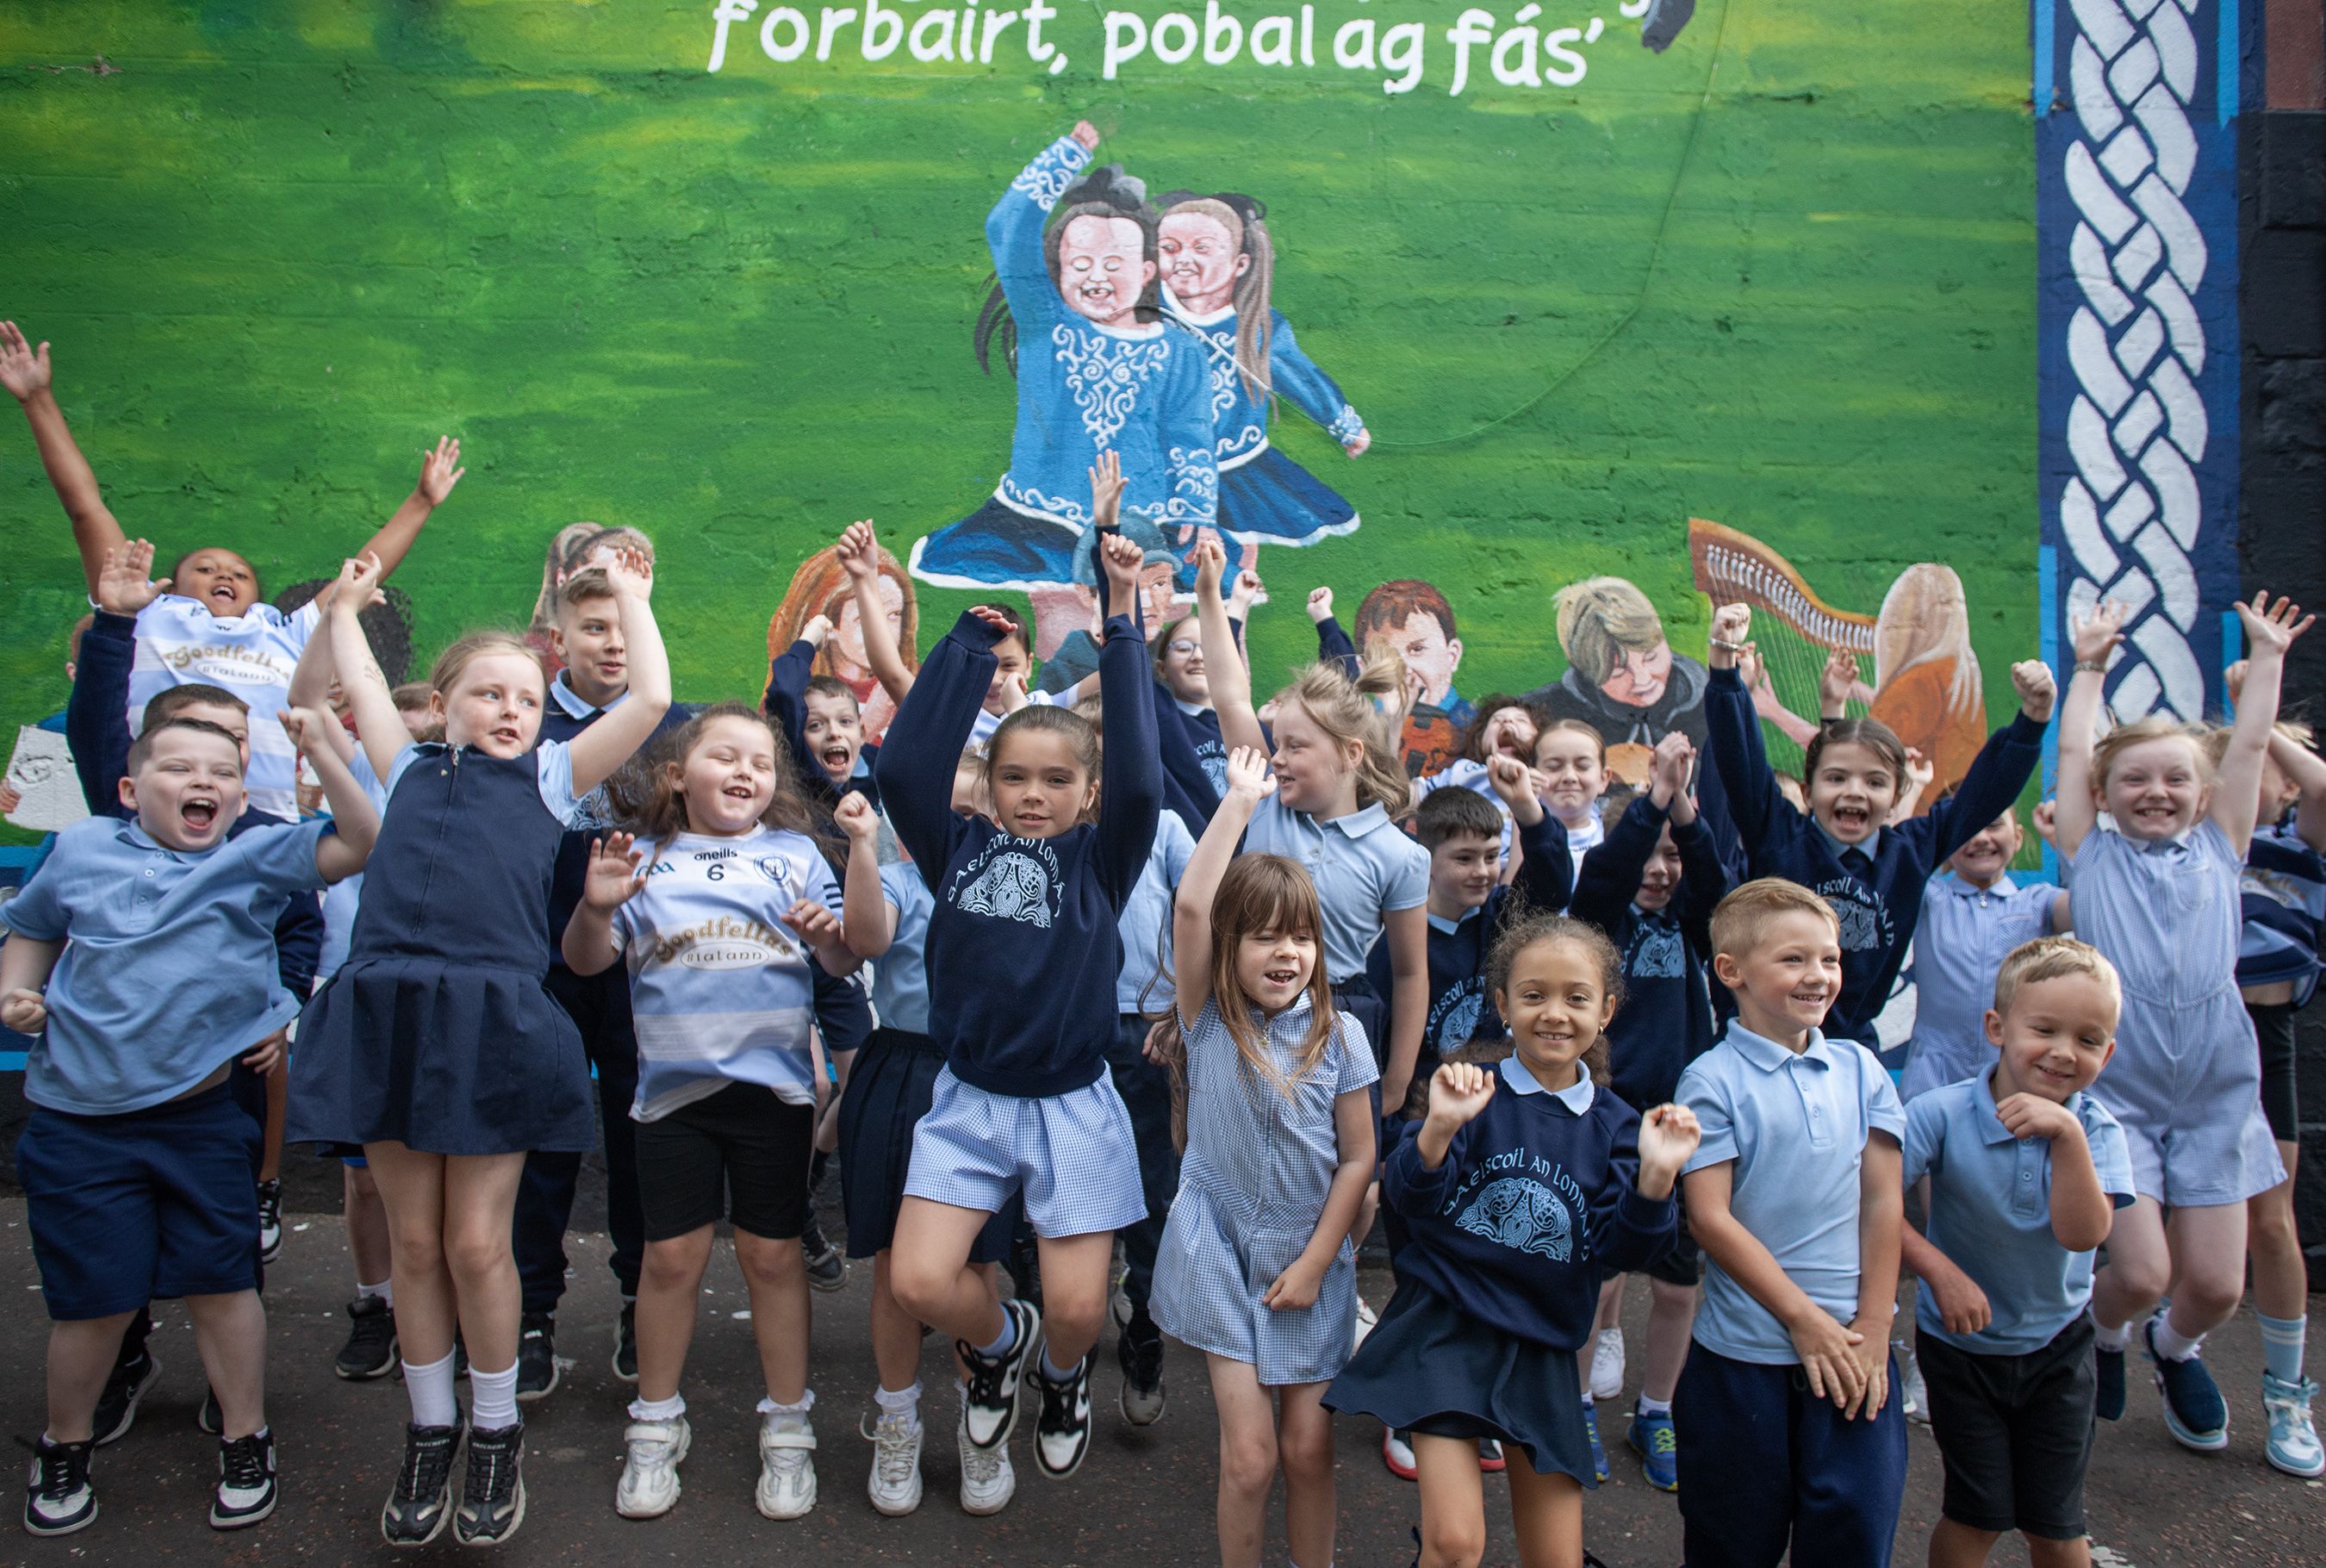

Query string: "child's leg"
[[2248, 1157, 2305, 1334], [1030, 1231, 1114, 1369], [345, 1162, 392, 1290], [890, 1198, 1009, 1344], [1641, 1279, 1698, 1404], [439, 1153, 529, 1373], [1789, 1353, 1908, 1566], [1204, 1355, 1280, 1568], [1928, 1520, 2004, 1567], [1592, 1275, 1623, 1335], [734, 1230, 812, 1406], [365, 1143, 454, 1362], [2161, 1200, 2248, 1340], [1410, 1432, 1490, 1568], [2024, 1534, 2093, 1568], [869, 1252, 926, 1395], [183, 1290, 267, 1440], [1505, 1456, 1585, 1568], [2088, 1196, 2169, 1333], [633, 1228, 716, 1404], [259, 1063, 287, 1185], [1672, 1345, 1796, 1568], [45, 1312, 139, 1444], [1275, 1382, 1336, 1568]]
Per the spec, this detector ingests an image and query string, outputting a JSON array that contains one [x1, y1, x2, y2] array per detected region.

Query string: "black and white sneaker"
[[380, 1419, 463, 1547], [955, 1298, 1041, 1451], [336, 1297, 399, 1381], [1116, 1311, 1166, 1427], [22, 1436, 96, 1537], [92, 1349, 160, 1447], [209, 1429, 277, 1530], [612, 1301, 638, 1384], [514, 1312, 559, 1403], [1034, 1348, 1096, 1480], [800, 1216, 848, 1294], [256, 1179, 284, 1265], [452, 1421, 526, 1546]]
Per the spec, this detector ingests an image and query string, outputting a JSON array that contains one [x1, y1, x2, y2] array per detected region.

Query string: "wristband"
[[1709, 637, 1748, 653], [2074, 659, 2107, 674]]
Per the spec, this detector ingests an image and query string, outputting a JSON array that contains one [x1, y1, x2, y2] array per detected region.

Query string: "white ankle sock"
[[2093, 1319, 2131, 1353], [759, 1391, 814, 1431], [874, 1381, 924, 1427], [2150, 1316, 2205, 1364], [629, 1392, 685, 1422], [358, 1279, 393, 1308], [1636, 1394, 1672, 1417], [470, 1362, 519, 1430], [402, 1351, 458, 1428]]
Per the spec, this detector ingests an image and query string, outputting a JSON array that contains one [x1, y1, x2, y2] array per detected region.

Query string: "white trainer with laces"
[[866, 1410, 924, 1516], [756, 1419, 818, 1521], [1589, 1328, 1626, 1402], [2261, 1373, 2324, 1478], [956, 1409, 1016, 1516], [614, 1416, 690, 1520]]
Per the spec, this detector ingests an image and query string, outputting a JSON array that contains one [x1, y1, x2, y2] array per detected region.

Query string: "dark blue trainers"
[[2144, 1317, 2228, 1451]]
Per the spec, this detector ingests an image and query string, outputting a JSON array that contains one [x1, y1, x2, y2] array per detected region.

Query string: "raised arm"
[[356, 436, 463, 582], [1490, 753, 1574, 913], [1172, 748, 1273, 1024], [2051, 601, 2124, 859], [832, 794, 896, 959], [1093, 526, 1164, 903], [1195, 538, 1266, 754], [565, 548, 672, 797], [65, 538, 171, 815], [1919, 661, 2052, 863], [1702, 605, 1786, 853], [837, 520, 916, 706], [2213, 593, 2314, 856], [284, 707, 379, 883], [330, 552, 409, 783], [763, 616, 833, 802], [0, 323, 125, 595], [561, 832, 646, 976], [986, 125, 1096, 318], [1570, 792, 1666, 936], [874, 609, 1004, 884]]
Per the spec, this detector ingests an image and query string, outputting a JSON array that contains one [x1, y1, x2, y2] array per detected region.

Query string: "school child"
[[1702, 600, 2055, 1050], [557, 705, 857, 1522], [1328, 915, 1696, 1568], [2056, 594, 2309, 1454], [1673, 877, 1908, 1568], [285, 545, 671, 1547], [1533, 718, 1613, 878], [874, 525, 1161, 1484], [0, 321, 457, 824], [763, 612, 881, 816], [1901, 936, 2135, 1568], [1, 703, 378, 1536], [838, 516, 1054, 746], [1568, 731, 1730, 1492], [1148, 746, 1378, 1568]]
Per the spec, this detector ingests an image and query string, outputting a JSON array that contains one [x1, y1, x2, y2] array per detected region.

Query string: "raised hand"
[[1087, 449, 1124, 530], [1650, 731, 1695, 800], [1071, 120, 1100, 151], [1305, 586, 1334, 625], [1710, 602, 1751, 649], [1343, 427, 1371, 458], [2010, 659, 2056, 723], [2068, 600, 2125, 667], [2223, 658, 2248, 706], [0, 321, 51, 403], [1425, 1061, 1496, 1131], [335, 549, 386, 612], [2236, 590, 2314, 657], [1818, 646, 1860, 712], [581, 832, 648, 910], [603, 544, 654, 600], [1637, 1103, 1701, 1183], [833, 791, 880, 842], [967, 603, 1017, 638], [1485, 753, 1535, 807], [1192, 537, 1228, 601], [279, 706, 334, 759], [96, 538, 171, 616], [1228, 569, 1263, 618], [1902, 748, 1934, 793], [416, 436, 465, 507], [801, 613, 834, 650], [1222, 745, 1275, 800], [2031, 798, 2059, 844], [2, 987, 48, 1035], [835, 519, 880, 582], [1098, 528, 1143, 618]]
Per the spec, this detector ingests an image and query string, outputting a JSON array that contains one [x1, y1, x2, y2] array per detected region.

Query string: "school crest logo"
[[1427, 979, 1487, 1052], [1454, 1177, 1572, 1262], [1629, 924, 1684, 980], [955, 851, 1054, 928], [1819, 880, 1893, 954]]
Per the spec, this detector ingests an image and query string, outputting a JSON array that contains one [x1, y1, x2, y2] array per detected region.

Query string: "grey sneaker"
[[451, 1421, 526, 1546]]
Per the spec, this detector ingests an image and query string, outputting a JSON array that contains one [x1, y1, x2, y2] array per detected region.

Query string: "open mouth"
[[722, 784, 757, 802], [209, 585, 241, 608], [1832, 806, 1870, 832], [597, 661, 625, 681], [1262, 968, 1301, 988], [182, 800, 218, 831], [819, 743, 853, 773], [491, 725, 524, 748], [1789, 987, 1830, 1008]]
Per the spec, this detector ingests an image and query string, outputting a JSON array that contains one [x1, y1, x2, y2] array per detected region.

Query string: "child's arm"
[[2273, 731, 2326, 854], [1592, 1104, 1700, 1272], [1887, 748, 1933, 824], [1411, 1061, 1495, 1170], [1846, 1132, 1904, 1420], [284, 707, 380, 883], [1484, 753, 1575, 913], [2213, 593, 2314, 856], [874, 609, 1005, 886], [837, 520, 917, 707], [0, 323, 127, 598], [1172, 748, 1273, 1024], [1196, 539, 1268, 756], [2051, 601, 2125, 859], [1920, 661, 2053, 864], [1263, 1083, 1377, 1313], [1993, 1092, 2117, 1253], [355, 437, 463, 583], [0, 934, 63, 1035], [781, 898, 860, 979], [1742, 644, 1823, 750], [329, 553, 410, 783], [832, 794, 896, 960], [1569, 791, 1664, 936], [1092, 526, 1165, 902], [1900, 1223, 1991, 1337], [762, 613, 833, 800], [560, 833, 646, 976], [1702, 604, 1787, 853], [1379, 905, 1429, 1123], [65, 538, 170, 815], [1308, 588, 1360, 681], [565, 548, 673, 797], [1817, 646, 1862, 721], [1683, 1161, 1869, 1409]]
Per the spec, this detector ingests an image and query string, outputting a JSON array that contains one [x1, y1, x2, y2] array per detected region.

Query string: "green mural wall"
[[1, 0, 2037, 837]]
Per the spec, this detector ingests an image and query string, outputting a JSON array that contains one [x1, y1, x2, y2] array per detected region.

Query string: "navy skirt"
[[287, 957, 596, 1158], [1326, 1276, 1595, 1484], [1216, 447, 1359, 547], [837, 1028, 1015, 1263]]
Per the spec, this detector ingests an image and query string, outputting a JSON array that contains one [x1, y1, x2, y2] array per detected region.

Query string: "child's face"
[[550, 594, 626, 704], [433, 654, 546, 757], [1533, 728, 1606, 824], [177, 549, 260, 618], [803, 690, 863, 785], [1270, 700, 1358, 815], [2098, 735, 2208, 842], [122, 729, 248, 851], [1477, 706, 1536, 763], [989, 729, 1094, 839], [1947, 812, 2023, 887], [1374, 612, 1461, 706], [1234, 922, 1318, 1015], [1598, 639, 1673, 709], [1716, 910, 1843, 1039], [1056, 212, 1154, 328], [982, 636, 1031, 714], [1496, 936, 1615, 1088], [1808, 740, 1898, 845], [174, 700, 252, 771], [1633, 824, 1683, 912], [1158, 210, 1247, 307], [675, 715, 777, 837], [1157, 617, 1208, 705], [1429, 832, 1501, 913], [1986, 974, 2117, 1104]]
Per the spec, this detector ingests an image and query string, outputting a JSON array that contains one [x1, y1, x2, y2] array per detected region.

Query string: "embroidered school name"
[[1442, 1148, 1590, 1264]]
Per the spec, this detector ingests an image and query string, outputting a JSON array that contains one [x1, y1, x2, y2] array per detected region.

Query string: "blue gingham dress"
[[1150, 997, 1378, 1385], [2064, 820, 2286, 1206]]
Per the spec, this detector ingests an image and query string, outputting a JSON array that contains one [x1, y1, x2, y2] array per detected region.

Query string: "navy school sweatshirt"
[[1569, 793, 1729, 1113], [762, 638, 882, 828], [1703, 665, 2046, 1045], [874, 605, 1162, 1098]]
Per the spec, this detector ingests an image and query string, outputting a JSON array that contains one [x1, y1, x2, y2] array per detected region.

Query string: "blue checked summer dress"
[[1150, 996, 1378, 1385]]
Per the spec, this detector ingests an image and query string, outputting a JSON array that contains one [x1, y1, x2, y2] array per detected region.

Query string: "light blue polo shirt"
[[2, 813, 333, 1114], [1678, 1023, 1907, 1365], [1243, 796, 1429, 984], [873, 858, 935, 1036], [1903, 1069, 2135, 1355], [1117, 808, 1196, 1012]]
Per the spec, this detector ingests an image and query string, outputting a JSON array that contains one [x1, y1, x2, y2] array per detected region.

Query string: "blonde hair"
[[429, 631, 544, 700], [1555, 577, 1666, 685], [1534, 715, 1608, 765], [1874, 563, 1981, 722], [528, 524, 653, 637], [1276, 652, 1411, 815], [1709, 876, 1839, 963], [2200, 719, 2314, 765], [2093, 715, 2216, 790], [1993, 935, 2122, 1024]]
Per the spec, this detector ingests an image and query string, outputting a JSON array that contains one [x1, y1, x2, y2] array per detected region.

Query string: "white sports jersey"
[[128, 595, 320, 822]]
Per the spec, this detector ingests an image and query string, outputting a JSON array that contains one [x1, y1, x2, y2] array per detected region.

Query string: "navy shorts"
[[1918, 1316, 2097, 1540], [18, 1083, 263, 1321]]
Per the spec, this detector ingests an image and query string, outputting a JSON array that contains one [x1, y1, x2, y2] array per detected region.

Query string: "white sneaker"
[[1353, 1296, 1379, 1349], [956, 1409, 1016, 1516], [614, 1416, 690, 1519], [1895, 1341, 1930, 1425], [866, 1410, 924, 1516], [1589, 1328, 1626, 1402], [755, 1418, 818, 1521]]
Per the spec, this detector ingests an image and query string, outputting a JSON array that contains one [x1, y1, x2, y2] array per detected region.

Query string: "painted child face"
[[1269, 700, 1358, 815], [1056, 213, 1154, 329], [1157, 617, 1208, 705], [834, 577, 903, 672], [803, 690, 863, 786], [1948, 812, 2023, 888], [2099, 735, 2208, 842], [1376, 613, 1461, 707], [990, 728, 1094, 839], [1598, 641, 1673, 709], [551, 594, 626, 705], [1987, 974, 2117, 1104], [675, 714, 777, 837], [433, 653, 546, 757], [1633, 825, 1684, 912], [1158, 210, 1247, 311], [1496, 936, 1616, 1089], [1809, 740, 1898, 844], [1718, 909, 1843, 1039], [122, 727, 248, 851], [177, 549, 261, 618], [983, 635, 1032, 714], [1477, 706, 1537, 763], [1533, 726, 1606, 826], [1430, 832, 1501, 913], [1136, 563, 1178, 632], [1235, 921, 1318, 1014]]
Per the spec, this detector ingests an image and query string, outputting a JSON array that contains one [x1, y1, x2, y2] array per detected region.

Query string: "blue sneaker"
[[2095, 1342, 2126, 1421], [1626, 1407, 1677, 1491], [2143, 1318, 2228, 1451], [2261, 1373, 2324, 1478], [1581, 1400, 1608, 1483]]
